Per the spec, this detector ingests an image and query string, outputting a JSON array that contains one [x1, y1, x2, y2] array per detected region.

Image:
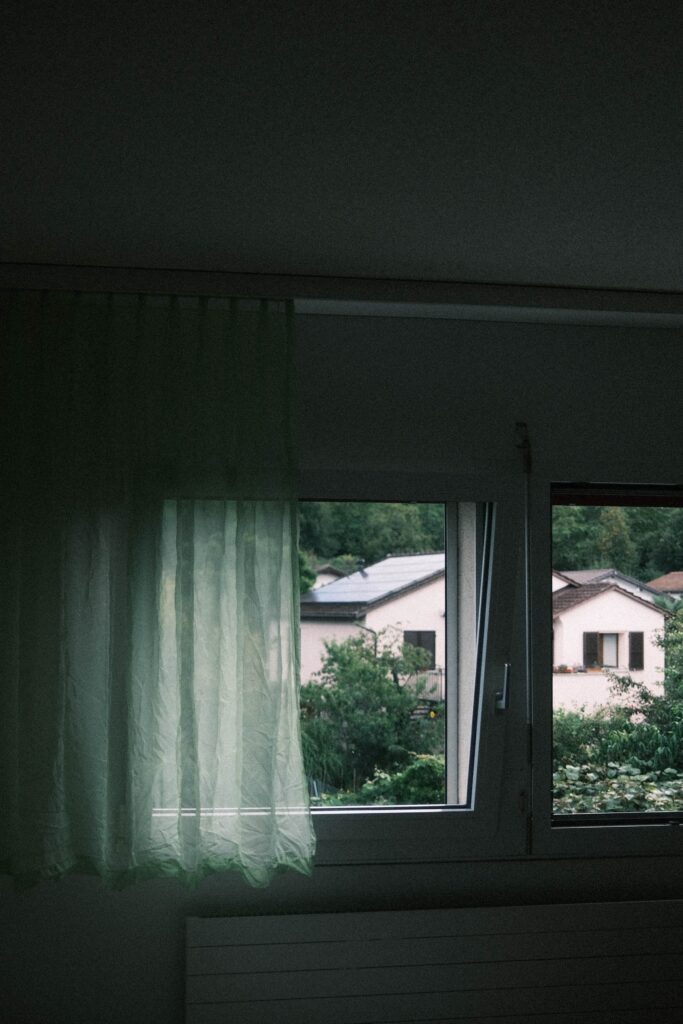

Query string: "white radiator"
[[186, 899, 683, 1023]]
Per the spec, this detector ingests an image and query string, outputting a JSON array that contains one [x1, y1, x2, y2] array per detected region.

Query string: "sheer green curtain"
[[0, 290, 315, 886]]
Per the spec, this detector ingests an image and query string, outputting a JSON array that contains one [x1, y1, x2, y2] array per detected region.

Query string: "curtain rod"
[[1, 262, 683, 326]]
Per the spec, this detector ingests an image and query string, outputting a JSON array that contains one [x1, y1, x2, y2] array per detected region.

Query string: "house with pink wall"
[[300, 553, 445, 699], [301, 560, 668, 712], [552, 578, 667, 710]]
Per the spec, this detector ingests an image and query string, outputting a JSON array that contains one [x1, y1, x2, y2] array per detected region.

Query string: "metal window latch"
[[495, 663, 511, 711]]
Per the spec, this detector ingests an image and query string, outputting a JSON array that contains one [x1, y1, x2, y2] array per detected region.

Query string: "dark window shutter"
[[629, 632, 644, 671], [583, 632, 599, 667]]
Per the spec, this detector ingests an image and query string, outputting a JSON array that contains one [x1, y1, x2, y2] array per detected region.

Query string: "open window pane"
[[298, 501, 487, 809], [552, 487, 683, 817]]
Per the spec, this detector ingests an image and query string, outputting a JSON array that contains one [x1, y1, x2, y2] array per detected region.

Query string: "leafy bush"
[[321, 754, 445, 806], [553, 707, 625, 770], [300, 630, 443, 794], [554, 763, 683, 813]]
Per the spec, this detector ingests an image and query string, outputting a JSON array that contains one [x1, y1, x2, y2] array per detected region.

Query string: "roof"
[[647, 572, 683, 592], [552, 581, 668, 620], [560, 568, 660, 597], [314, 564, 347, 579], [300, 553, 444, 620], [560, 569, 613, 585], [552, 569, 579, 588]]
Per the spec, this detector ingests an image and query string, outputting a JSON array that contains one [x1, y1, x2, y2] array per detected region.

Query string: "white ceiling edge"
[[1, 263, 683, 328]]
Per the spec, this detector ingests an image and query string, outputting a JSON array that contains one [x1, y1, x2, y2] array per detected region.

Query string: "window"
[[297, 478, 527, 865], [403, 630, 437, 670], [531, 483, 683, 860], [299, 501, 447, 808], [583, 631, 618, 668]]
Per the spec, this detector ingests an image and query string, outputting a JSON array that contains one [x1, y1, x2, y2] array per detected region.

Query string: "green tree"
[[651, 508, 683, 578], [595, 506, 638, 576], [298, 550, 316, 595], [300, 630, 442, 794], [552, 505, 602, 570], [299, 501, 444, 567]]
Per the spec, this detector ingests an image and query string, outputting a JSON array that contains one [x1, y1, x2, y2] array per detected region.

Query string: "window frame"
[[583, 631, 619, 669], [298, 469, 530, 866], [530, 480, 683, 859], [403, 630, 437, 670]]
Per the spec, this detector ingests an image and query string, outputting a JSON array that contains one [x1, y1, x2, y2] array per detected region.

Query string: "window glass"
[[298, 501, 487, 809], [552, 487, 683, 817]]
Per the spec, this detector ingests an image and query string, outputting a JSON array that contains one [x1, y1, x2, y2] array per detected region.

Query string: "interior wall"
[[296, 314, 682, 483], [4, 311, 683, 1024]]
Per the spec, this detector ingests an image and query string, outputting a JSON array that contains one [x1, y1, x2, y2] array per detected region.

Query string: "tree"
[[299, 501, 444, 567], [552, 505, 601, 570], [595, 506, 638, 576], [299, 630, 442, 794], [298, 550, 316, 595]]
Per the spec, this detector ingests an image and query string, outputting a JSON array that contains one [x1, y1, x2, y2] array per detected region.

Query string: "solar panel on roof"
[[301, 553, 445, 605]]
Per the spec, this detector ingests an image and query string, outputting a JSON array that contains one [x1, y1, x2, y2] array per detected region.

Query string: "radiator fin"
[[186, 900, 683, 1024]]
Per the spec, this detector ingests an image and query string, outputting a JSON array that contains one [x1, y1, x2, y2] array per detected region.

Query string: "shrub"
[[300, 630, 443, 793], [554, 763, 683, 814], [321, 754, 445, 806]]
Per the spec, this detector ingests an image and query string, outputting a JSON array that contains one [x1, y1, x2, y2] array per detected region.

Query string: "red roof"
[[647, 572, 683, 592]]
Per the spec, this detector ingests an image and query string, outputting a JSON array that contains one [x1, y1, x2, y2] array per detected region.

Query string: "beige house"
[[552, 575, 667, 710], [300, 553, 446, 699], [302, 562, 668, 711]]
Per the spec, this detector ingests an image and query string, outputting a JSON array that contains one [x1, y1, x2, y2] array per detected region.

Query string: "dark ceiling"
[[3, 1, 682, 291]]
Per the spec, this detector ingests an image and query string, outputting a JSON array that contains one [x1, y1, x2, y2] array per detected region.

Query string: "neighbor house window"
[[583, 631, 618, 668], [403, 630, 436, 669]]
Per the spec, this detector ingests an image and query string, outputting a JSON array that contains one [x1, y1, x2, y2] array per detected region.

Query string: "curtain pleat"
[[0, 290, 315, 887]]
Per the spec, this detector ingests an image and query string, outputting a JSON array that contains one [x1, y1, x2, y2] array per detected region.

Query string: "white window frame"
[[299, 469, 530, 866], [530, 479, 683, 859]]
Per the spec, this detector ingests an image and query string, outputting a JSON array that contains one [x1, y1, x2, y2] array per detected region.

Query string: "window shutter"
[[583, 632, 599, 667], [629, 631, 644, 671]]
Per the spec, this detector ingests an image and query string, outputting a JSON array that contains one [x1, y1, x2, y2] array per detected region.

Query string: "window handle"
[[495, 663, 511, 712]]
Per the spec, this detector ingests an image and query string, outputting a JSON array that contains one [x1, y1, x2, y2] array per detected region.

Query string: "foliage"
[[595, 506, 638, 576], [553, 707, 627, 769], [299, 501, 444, 567], [554, 707, 683, 776], [300, 630, 443, 794], [320, 754, 445, 806], [551, 503, 683, 580], [553, 763, 683, 813], [298, 550, 316, 595]]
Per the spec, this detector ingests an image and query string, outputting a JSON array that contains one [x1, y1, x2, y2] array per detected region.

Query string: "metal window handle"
[[495, 663, 511, 711]]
